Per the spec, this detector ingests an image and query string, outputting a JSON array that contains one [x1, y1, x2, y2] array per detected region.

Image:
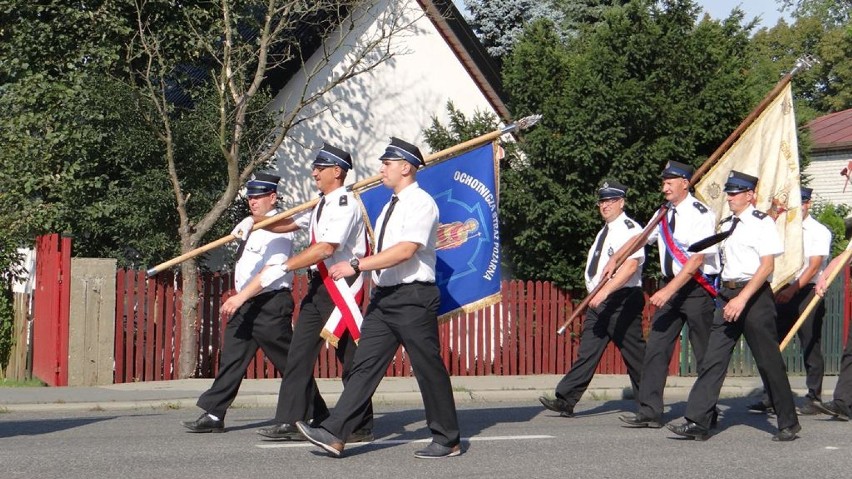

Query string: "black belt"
[[662, 274, 717, 283], [252, 286, 291, 299], [377, 281, 435, 291]]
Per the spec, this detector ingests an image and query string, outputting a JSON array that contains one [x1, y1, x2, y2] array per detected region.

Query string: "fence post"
[[68, 258, 117, 386]]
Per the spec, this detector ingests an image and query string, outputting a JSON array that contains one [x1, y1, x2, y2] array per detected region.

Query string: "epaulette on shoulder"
[[624, 219, 635, 229], [693, 201, 708, 214], [720, 215, 733, 224], [752, 210, 767, 219], [339, 194, 349, 206]]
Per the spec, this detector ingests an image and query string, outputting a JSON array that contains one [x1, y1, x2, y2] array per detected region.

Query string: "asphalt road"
[[1, 397, 850, 479]]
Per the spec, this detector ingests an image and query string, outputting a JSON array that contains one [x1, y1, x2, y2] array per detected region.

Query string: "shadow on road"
[[0, 413, 160, 438]]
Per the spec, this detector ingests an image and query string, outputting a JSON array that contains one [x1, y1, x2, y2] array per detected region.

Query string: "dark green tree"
[[751, 13, 852, 117], [782, 0, 851, 25], [423, 101, 502, 151], [814, 203, 851, 256], [464, 0, 632, 59], [501, 0, 761, 288]]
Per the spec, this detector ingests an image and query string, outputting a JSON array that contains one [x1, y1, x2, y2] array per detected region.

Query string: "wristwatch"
[[349, 257, 361, 274]]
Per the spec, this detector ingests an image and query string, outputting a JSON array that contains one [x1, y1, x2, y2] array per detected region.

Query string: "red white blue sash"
[[659, 212, 718, 298]]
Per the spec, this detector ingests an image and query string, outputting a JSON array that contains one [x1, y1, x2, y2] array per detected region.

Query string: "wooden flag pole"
[[146, 115, 542, 277], [557, 55, 818, 335], [557, 205, 668, 335], [780, 241, 852, 351]]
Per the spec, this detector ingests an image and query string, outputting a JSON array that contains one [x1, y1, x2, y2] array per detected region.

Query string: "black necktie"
[[376, 195, 399, 253], [235, 229, 252, 262], [587, 224, 609, 277], [663, 208, 676, 277], [688, 217, 740, 253], [315, 196, 326, 223]]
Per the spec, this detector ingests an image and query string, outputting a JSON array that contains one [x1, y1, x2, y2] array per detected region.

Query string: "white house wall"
[[803, 150, 852, 208], [268, 0, 499, 206]]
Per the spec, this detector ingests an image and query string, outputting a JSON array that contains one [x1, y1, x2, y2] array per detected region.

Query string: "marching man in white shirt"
[[183, 173, 296, 433], [296, 137, 462, 459]]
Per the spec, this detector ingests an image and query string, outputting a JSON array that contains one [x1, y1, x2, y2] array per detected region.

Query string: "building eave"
[[416, 0, 511, 122]]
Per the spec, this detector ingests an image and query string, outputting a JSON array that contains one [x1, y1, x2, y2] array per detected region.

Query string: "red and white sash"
[[309, 206, 369, 347]]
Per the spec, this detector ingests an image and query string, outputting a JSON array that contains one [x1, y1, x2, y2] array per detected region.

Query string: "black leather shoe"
[[618, 412, 662, 428], [539, 396, 574, 417], [182, 413, 224, 433], [813, 400, 851, 421], [747, 401, 775, 415], [772, 423, 801, 442], [257, 423, 305, 441], [296, 421, 345, 457], [414, 442, 462, 459], [666, 421, 710, 441], [797, 399, 821, 416], [346, 428, 374, 443]]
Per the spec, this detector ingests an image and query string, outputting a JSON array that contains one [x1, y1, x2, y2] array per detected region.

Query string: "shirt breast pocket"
[[245, 242, 266, 257]]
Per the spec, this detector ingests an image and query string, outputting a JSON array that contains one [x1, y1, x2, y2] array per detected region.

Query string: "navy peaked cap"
[[598, 180, 628, 200], [379, 137, 424, 167], [313, 142, 353, 171], [246, 172, 280, 197], [723, 170, 758, 193], [801, 187, 814, 201], [661, 160, 694, 180]]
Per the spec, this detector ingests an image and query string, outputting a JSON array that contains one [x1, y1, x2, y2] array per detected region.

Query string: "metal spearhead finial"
[[502, 114, 543, 134], [790, 54, 820, 76]]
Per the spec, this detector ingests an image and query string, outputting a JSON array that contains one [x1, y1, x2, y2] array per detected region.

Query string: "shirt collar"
[[671, 192, 694, 209], [606, 211, 627, 226], [736, 204, 756, 219], [323, 185, 348, 202], [394, 181, 420, 200]]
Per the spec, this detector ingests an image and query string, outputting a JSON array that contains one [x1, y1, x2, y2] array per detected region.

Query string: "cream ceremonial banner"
[[694, 83, 802, 289]]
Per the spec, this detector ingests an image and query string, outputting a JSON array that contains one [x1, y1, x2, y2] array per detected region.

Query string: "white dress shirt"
[[234, 209, 294, 293], [796, 215, 832, 284], [371, 182, 438, 287], [646, 193, 720, 276], [294, 186, 367, 268], [585, 212, 645, 292], [719, 205, 783, 282]]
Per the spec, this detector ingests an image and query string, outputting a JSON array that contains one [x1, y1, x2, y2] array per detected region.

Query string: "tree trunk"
[[177, 258, 200, 378]]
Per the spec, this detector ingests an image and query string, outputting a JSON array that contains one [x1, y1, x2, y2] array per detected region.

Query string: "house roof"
[[417, 0, 509, 121], [808, 108, 852, 152]]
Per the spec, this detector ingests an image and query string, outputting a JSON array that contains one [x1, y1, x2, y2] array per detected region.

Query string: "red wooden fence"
[[114, 271, 674, 383], [31, 234, 72, 386]]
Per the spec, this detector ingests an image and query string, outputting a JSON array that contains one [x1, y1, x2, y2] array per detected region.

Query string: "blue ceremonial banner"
[[357, 143, 502, 317]]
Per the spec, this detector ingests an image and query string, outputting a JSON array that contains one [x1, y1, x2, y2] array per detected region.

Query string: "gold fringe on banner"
[[320, 328, 342, 348], [437, 293, 503, 323]]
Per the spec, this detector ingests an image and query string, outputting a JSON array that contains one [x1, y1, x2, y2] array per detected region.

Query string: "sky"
[[696, 0, 793, 27], [451, 1, 794, 29]]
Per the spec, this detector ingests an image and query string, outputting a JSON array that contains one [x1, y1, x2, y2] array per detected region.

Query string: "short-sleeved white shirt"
[[372, 182, 438, 287], [646, 193, 720, 276], [585, 212, 645, 292], [234, 209, 294, 293], [294, 186, 367, 268], [797, 215, 832, 284], [720, 205, 783, 282]]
